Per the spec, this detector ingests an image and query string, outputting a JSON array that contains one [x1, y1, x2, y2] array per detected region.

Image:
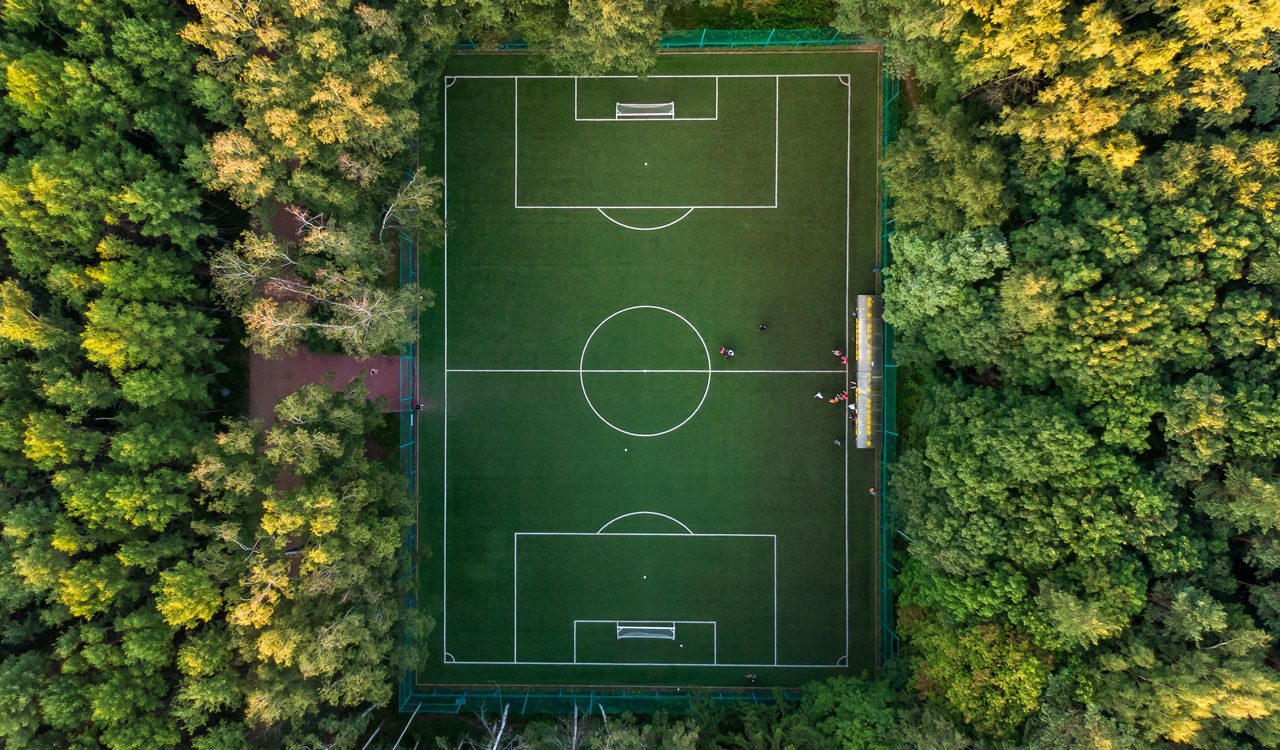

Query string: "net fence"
[[398, 686, 799, 716], [879, 73, 901, 663], [660, 29, 874, 48], [399, 54, 902, 717], [454, 28, 878, 51], [398, 158, 422, 698]]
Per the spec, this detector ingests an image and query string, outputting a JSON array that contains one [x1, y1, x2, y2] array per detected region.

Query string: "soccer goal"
[[573, 620, 718, 664], [616, 622, 677, 639], [615, 102, 676, 119]]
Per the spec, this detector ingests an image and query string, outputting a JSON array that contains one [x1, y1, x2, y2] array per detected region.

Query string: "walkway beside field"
[[249, 204, 404, 424], [248, 346, 401, 425]]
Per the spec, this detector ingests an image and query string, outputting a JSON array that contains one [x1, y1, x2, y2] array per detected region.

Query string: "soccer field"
[[414, 49, 882, 692]]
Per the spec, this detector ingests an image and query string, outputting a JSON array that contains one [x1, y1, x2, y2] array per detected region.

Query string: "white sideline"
[[843, 75, 852, 656]]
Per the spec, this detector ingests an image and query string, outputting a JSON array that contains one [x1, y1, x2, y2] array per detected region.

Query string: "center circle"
[[578, 306, 712, 438]]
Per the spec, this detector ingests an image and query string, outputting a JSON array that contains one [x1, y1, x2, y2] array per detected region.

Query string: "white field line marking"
[[439, 74, 855, 671], [518, 532, 775, 537], [514, 533, 776, 667], [578, 306, 712, 438], [442, 77, 450, 654], [774, 535, 779, 664], [597, 207, 696, 231], [513, 534, 519, 661], [448, 660, 843, 668], [451, 73, 850, 79], [447, 368, 845, 374], [578, 621, 716, 636], [573, 78, 716, 120], [519, 204, 774, 209], [514, 76, 520, 210], [515, 74, 784, 210], [774, 76, 780, 208], [573, 77, 721, 120], [577, 117, 716, 122], [573, 620, 718, 664], [839, 72, 849, 650], [597, 510, 694, 534]]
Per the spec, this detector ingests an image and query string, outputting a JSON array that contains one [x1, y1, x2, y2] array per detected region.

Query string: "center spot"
[[579, 306, 711, 438]]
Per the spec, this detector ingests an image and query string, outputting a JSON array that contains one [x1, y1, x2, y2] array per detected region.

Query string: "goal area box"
[[574, 76, 718, 120], [410, 48, 884, 699], [574, 621, 718, 664]]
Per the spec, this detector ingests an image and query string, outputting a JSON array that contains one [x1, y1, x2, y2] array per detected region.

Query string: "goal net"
[[616, 102, 676, 119], [616, 622, 677, 640]]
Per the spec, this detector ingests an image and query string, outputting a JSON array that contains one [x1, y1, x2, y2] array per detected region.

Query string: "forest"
[[0, 0, 1276, 748]]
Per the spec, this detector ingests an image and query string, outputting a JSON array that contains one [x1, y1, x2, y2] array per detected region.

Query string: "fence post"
[[764, 28, 775, 46], [699, 28, 707, 48]]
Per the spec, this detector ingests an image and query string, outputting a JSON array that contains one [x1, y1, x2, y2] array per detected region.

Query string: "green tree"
[[802, 674, 899, 749], [525, 0, 664, 74], [883, 106, 1009, 235], [907, 617, 1049, 739], [881, 229, 1008, 367], [211, 216, 429, 358], [189, 381, 428, 737], [182, 0, 430, 216]]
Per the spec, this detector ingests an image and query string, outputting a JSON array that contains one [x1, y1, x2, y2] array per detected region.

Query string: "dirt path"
[[249, 346, 401, 424]]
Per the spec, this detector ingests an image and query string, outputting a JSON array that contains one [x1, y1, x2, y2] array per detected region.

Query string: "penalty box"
[[514, 532, 777, 666], [514, 75, 790, 208]]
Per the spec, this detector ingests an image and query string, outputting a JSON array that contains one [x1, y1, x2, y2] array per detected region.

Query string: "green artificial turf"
[[415, 49, 882, 692]]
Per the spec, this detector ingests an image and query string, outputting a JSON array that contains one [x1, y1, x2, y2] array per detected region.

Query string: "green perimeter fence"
[[879, 74, 901, 664], [397, 44, 901, 716], [454, 28, 875, 51]]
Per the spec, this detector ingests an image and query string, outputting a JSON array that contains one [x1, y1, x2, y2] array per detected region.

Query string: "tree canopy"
[[855, 0, 1280, 743], [2, 0, 1278, 746]]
